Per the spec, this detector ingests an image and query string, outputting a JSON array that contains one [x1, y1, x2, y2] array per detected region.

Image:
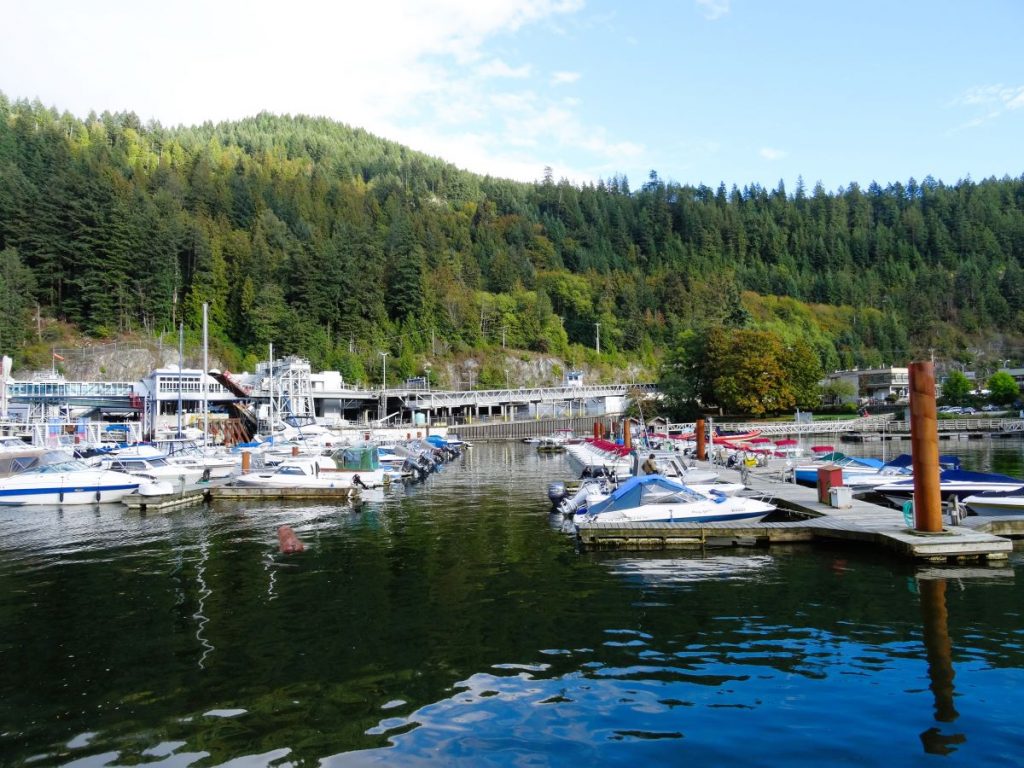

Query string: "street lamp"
[[595, 322, 601, 354], [379, 351, 389, 389]]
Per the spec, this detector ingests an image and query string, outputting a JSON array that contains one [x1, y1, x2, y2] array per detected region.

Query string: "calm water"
[[1, 440, 1023, 767]]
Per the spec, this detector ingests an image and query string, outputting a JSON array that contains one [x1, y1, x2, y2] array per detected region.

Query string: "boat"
[[325, 443, 391, 488], [632, 450, 719, 485], [553, 475, 746, 518], [0, 453, 140, 505], [565, 438, 632, 478], [536, 429, 578, 452], [90, 451, 206, 486], [961, 491, 1024, 517], [793, 453, 960, 492], [873, 468, 1024, 507], [576, 474, 775, 525], [232, 456, 354, 489], [792, 452, 886, 485]]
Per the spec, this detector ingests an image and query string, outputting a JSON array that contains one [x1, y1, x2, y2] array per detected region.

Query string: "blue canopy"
[[884, 453, 961, 470], [588, 475, 714, 515]]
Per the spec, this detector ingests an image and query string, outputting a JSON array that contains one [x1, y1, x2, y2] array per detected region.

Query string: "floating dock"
[[575, 463, 1020, 562], [122, 488, 208, 512], [208, 486, 356, 501]]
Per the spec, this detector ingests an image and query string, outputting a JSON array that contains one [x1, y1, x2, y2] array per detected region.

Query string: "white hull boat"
[[962, 491, 1024, 517], [0, 457, 140, 506], [576, 475, 775, 525]]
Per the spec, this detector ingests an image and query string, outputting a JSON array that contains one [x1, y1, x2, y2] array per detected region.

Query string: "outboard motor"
[[547, 481, 568, 507]]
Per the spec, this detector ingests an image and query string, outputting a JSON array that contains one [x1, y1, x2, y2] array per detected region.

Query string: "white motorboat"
[[632, 450, 719, 485], [0, 454, 140, 505], [962, 491, 1024, 517], [873, 468, 1024, 507], [233, 456, 356, 489], [576, 474, 775, 525], [325, 443, 391, 488], [91, 454, 206, 486], [555, 475, 746, 518]]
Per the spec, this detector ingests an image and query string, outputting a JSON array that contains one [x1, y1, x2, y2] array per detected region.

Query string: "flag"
[[52, 352, 64, 361]]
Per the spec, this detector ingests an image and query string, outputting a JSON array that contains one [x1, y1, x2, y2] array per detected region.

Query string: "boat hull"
[[0, 475, 140, 506]]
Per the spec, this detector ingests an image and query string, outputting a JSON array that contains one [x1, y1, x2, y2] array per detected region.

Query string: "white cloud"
[[948, 84, 1024, 130], [695, 0, 731, 20], [0, 0, 627, 182], [478, 59, 532, 79], [760, 147, 787, 161]]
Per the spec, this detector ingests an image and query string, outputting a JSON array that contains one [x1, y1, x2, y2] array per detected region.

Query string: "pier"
[[575, 463, 1020, 562]]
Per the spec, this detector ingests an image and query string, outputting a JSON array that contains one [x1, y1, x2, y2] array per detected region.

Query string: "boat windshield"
[[35, 458, 91, 473], [276, 465, 310, 476], [639, 485, 705, 505]]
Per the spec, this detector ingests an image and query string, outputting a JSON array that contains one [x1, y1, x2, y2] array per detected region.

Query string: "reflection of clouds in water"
[[605, 555, 776, 586]]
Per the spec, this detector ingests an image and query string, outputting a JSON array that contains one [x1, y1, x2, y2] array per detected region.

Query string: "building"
[[822, 367, 910, 407]]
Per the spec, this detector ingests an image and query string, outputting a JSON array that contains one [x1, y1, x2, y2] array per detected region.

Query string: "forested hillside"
[[1, 94, 1023, 387]]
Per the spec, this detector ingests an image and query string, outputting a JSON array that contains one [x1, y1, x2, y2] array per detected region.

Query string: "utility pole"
[[595, 322, 601, 354]]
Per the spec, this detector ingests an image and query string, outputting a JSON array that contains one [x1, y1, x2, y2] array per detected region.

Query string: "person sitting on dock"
[[641, 453, 658, 475]]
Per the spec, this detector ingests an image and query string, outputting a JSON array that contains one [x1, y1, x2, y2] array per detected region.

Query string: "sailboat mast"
[[202, 303, 208, 449], [177, 322, 184, 438], [268, 342, 274, 439]]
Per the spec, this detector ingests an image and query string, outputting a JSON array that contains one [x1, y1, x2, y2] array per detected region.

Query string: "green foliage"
[[987, 371, 1020, 405], [941, 370, 972, 404], [1, 96, 1022, 376], [821, 379, 857, 405], [0, 247, 36, 356], [662, 326, 822, 416]]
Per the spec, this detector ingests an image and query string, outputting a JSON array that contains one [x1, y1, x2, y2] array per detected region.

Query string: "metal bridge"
[[402, 383, 654, 411], [664, 414, 1024, 438]]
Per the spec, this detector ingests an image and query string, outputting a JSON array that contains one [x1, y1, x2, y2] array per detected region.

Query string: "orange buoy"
[[278, 525, 304, 553]]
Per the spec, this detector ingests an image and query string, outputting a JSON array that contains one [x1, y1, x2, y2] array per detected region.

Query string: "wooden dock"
[[208, 486, 356, 501], [122, 489, 207, 512], [575, 462, 1020, 562]]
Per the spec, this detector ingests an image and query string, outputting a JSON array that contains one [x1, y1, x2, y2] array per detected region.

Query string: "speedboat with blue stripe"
[[0, 452, 140, 505], [576, 474, 775, 525]]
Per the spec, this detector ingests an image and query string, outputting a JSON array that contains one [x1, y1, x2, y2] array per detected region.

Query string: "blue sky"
[[1, 0, 1021, 191]]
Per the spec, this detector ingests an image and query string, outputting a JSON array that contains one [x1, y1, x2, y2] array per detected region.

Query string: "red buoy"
[[277, 525, 304, 553]]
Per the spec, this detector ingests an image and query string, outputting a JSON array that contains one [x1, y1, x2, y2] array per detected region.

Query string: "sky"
[[2, 0, 1022, 192]]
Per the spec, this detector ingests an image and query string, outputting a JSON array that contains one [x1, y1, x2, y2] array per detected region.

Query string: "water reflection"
[[1, 443, 1023, 767], [916, 575, 965, 755], [602, 554, 775, 586]]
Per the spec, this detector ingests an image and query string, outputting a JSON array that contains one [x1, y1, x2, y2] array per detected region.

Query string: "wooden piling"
[[909, 361, 943, 532], [696, 418, 706, 461]]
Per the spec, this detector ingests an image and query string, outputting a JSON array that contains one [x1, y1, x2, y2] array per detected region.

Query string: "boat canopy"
[[588, 475, 719, 515], [333, 444, 380, 471], [883, 453, 961, 470]]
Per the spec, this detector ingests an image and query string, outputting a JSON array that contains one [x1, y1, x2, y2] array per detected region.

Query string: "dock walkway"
[[575, 461, 1019, 562]]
